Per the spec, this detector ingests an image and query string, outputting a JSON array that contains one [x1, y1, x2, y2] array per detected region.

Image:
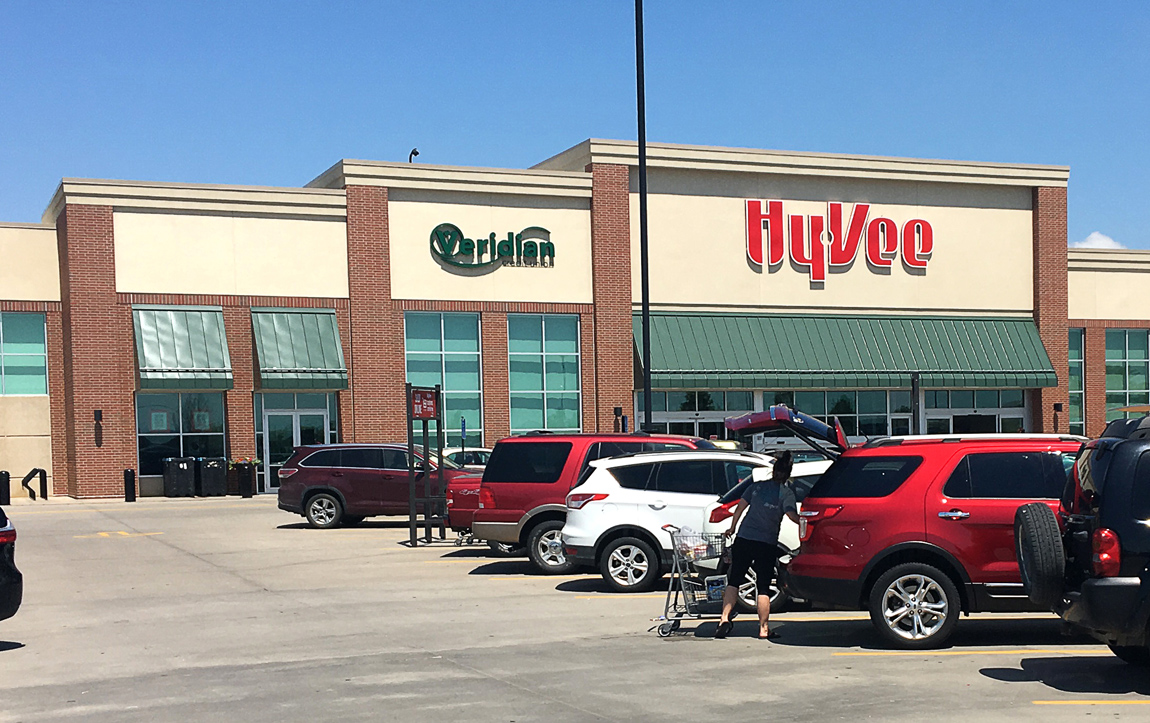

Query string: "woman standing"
[[714, 451, 799, 640]]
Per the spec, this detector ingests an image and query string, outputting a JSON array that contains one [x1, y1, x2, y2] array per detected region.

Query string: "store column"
[[588, 163, 635, 432], [1032, 187, 1070, 433], [222, 306, 257, 461], [1083, 323, 1108, 437]]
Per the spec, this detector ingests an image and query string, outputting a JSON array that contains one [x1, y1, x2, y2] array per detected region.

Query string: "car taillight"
[[478, 485, 495, 509], [567, 493, 608, 510], [278, 468, 297, 479], [0, 526, 15, 545], [798, 506, 842, 542], [709, 500, 738, 524], [1092, 528, 1121, 577]]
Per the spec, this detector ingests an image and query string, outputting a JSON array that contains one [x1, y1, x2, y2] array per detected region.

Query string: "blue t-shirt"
[[737, 480, 797, 544]]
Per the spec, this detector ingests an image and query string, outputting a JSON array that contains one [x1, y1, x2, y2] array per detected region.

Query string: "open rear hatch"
[[724, 404, 850, 458]]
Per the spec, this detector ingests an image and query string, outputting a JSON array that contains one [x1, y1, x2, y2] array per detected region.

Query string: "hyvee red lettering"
[[745, 200, 933, 282]]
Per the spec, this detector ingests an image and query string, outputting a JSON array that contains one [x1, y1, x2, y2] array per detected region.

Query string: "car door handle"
[[331, 471, 344, 477], [648, 502, 666, 510], [938, 510, 970, 520]]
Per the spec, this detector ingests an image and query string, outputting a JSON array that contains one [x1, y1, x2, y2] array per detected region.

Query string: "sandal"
[[714, 621, 734, 639]]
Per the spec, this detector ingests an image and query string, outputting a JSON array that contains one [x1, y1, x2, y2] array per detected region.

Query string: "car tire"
[[487, 541, 525, 557], [305, 493, 343, 529], [1014, 502, 1066, 608], [735, 568, 790, 614], [1108, 644, 1150, 666], [340, 515, 364, 527], [526, 520, 576, 574], [868, 562, 961, 649], [600, 537, 661, 593]]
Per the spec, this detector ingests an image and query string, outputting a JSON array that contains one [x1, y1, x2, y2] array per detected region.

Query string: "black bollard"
[[124, 469, 136, 502], [0, 471, 9, 506], [38, 469, 48, 500]]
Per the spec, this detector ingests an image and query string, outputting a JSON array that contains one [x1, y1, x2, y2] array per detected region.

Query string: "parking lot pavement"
[[0, 498, 1147, 722]]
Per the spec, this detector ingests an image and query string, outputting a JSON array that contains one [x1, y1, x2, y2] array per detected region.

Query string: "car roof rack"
[[862, 433, 1087, 447]]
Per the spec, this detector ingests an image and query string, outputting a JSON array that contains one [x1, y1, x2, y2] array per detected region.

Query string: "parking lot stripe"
[[574, 594, 664, 599], [833, 648, 1109, 657], [1033, 700, 1150, 706]]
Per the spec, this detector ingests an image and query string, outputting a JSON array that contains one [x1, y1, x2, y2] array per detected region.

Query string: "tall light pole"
[[635, 0, 653, 431]]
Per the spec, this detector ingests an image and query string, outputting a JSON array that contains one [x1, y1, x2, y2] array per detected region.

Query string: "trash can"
[[196, 458, 227, 497], [162, 457, 196, 497]]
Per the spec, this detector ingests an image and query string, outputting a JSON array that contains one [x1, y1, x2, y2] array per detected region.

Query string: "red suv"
[[277, 443, 471, 528], [728, 406, 1084, 648], [471, 433, 715, 573]]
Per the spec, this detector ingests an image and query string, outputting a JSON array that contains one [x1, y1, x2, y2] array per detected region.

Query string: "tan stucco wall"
[[388, 191, 593, 303], [113, 211, 350, 297], [0, 396, 53, 498], [631, 170, 1035, 314], [1069, 255, 1150, 320], [0, 224, 61, 302]]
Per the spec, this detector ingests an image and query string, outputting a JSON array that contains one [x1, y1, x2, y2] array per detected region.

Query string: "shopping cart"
[[654, 524, 729, 637]]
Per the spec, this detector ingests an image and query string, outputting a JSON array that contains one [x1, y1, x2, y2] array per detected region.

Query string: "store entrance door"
[[262, 410, 329, 493], [667, 418, 729, 440], [952, 414, 997, 434]]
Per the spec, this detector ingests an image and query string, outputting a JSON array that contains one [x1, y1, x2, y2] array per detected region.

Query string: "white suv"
[[561, 450, 830, 606]]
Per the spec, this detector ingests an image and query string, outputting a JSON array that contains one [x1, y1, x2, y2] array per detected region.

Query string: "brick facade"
[[345, 185, 407, 443], [1072, 318, 1150, 438], [588, 164, 635, 432], [221, 306, 257, 462], [1031, 187, 1070, 433], [480, 312, 510, 442], [56, 205, 137, 497]]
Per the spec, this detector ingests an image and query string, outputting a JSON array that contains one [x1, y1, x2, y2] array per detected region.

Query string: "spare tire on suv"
[[1014, 502, 1065, 608]]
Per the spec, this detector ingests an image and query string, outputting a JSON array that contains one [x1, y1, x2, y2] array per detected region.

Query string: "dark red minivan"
[[277, 443, 470, 528]]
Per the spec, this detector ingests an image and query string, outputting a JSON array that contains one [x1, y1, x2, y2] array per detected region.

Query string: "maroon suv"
[[471, 433, 715, 573], [277, 443, 470, 528]]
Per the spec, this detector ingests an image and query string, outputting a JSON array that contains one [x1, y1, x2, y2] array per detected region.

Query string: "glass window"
[[1000, 417, 1025, 433], [482, 441, 572, 483], [666, 391, 693, 411], [975, 390, 999, 409], [827, 391, 856, 415], [807, 456, 922, 499], [889, 390, 912, 414], [858, 391, 886, 415], [951, 391, 974, 408], [695, 391, 722, 412], [635, 391, 667, 413], [0, 313, 48, 395], [927, 418, 951, 434], [340, 448, 384, 469], [654, 460, 715, 495], [859, 415, 888, 436], [1069, 328, 1085, 436], [136, 392, 227, 476], [1104, 329, 1150, 421], [508, 315, 581, 434], [926, 391, 949, 409], [302, 449, 341, 467], [382, 449, 409, 470], [611, 464, 656, 490], [726, 391, 753, 411], [404, 312, 482, 442], [1000, 389, 1025, 408], [890, 417, 911, 435], [945, 452, 1064, 499], [794, 391, 826, 416], [764, 391, 795, 408], [718, 461, 758, 495]]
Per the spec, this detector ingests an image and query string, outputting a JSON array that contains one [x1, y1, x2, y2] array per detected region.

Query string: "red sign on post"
[[411, 387, 438, 420]]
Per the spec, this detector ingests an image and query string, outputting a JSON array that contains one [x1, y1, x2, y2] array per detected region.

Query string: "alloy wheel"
[[309, 497, 337, 527], [880, 574, 948, 641], [606, 544, 650, 587], [536, 529, 567, 567]]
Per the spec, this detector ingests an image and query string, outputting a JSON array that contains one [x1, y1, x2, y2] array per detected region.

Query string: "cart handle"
[[661, 524, 680, 533]]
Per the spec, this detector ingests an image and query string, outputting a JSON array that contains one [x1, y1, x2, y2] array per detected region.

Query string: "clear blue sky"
[[2, 1, 1147, 248]]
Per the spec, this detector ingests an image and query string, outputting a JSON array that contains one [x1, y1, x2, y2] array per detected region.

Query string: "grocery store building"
[[0, 138, 1144, 498]]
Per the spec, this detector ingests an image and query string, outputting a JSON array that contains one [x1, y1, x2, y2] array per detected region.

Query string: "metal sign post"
[[407, 383, 448, 546]]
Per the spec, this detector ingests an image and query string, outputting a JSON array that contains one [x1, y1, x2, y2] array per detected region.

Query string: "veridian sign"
[[430, 223, 555, 269], [746, 201, 933, 283]]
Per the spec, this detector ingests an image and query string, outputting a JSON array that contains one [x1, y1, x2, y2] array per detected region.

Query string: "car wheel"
[[1108, 644, 1150, 666], [487, 541, 525, 557], [600, 537, 661, 593], [340, 515, 364, 527], [735, 568, 790, 614], [1014, 502, 1066, 608], [305, 493, 343, 529], [868, 563, 960, 649], [526, 520, 576, 574]]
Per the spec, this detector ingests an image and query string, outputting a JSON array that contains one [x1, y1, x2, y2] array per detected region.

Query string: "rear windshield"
[[483, 442, 573, 484], [0, 507, 6, 526], [807, 455, 922, 499]]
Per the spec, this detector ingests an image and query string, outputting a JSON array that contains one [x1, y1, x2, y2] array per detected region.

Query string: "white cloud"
[[1071, 232, 1125, 249]]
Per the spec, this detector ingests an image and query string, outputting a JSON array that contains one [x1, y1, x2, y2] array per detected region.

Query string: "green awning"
[[634, 313, 1057, 389], [252, 309, 347, 390], [132, 307, 233, 390]]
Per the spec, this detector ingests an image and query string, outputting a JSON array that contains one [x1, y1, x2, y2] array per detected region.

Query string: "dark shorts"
[[727, 536, 779, 592]]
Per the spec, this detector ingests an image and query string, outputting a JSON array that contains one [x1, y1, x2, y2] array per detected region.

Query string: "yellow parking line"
[[11, 504, 262, 515], [1033, 700, 1150, 706], [834, 648, 1109, 657]]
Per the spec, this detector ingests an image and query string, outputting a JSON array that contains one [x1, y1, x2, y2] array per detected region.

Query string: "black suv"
[[1016, 415, 1150, 664], [0, 506, 21, 622]]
